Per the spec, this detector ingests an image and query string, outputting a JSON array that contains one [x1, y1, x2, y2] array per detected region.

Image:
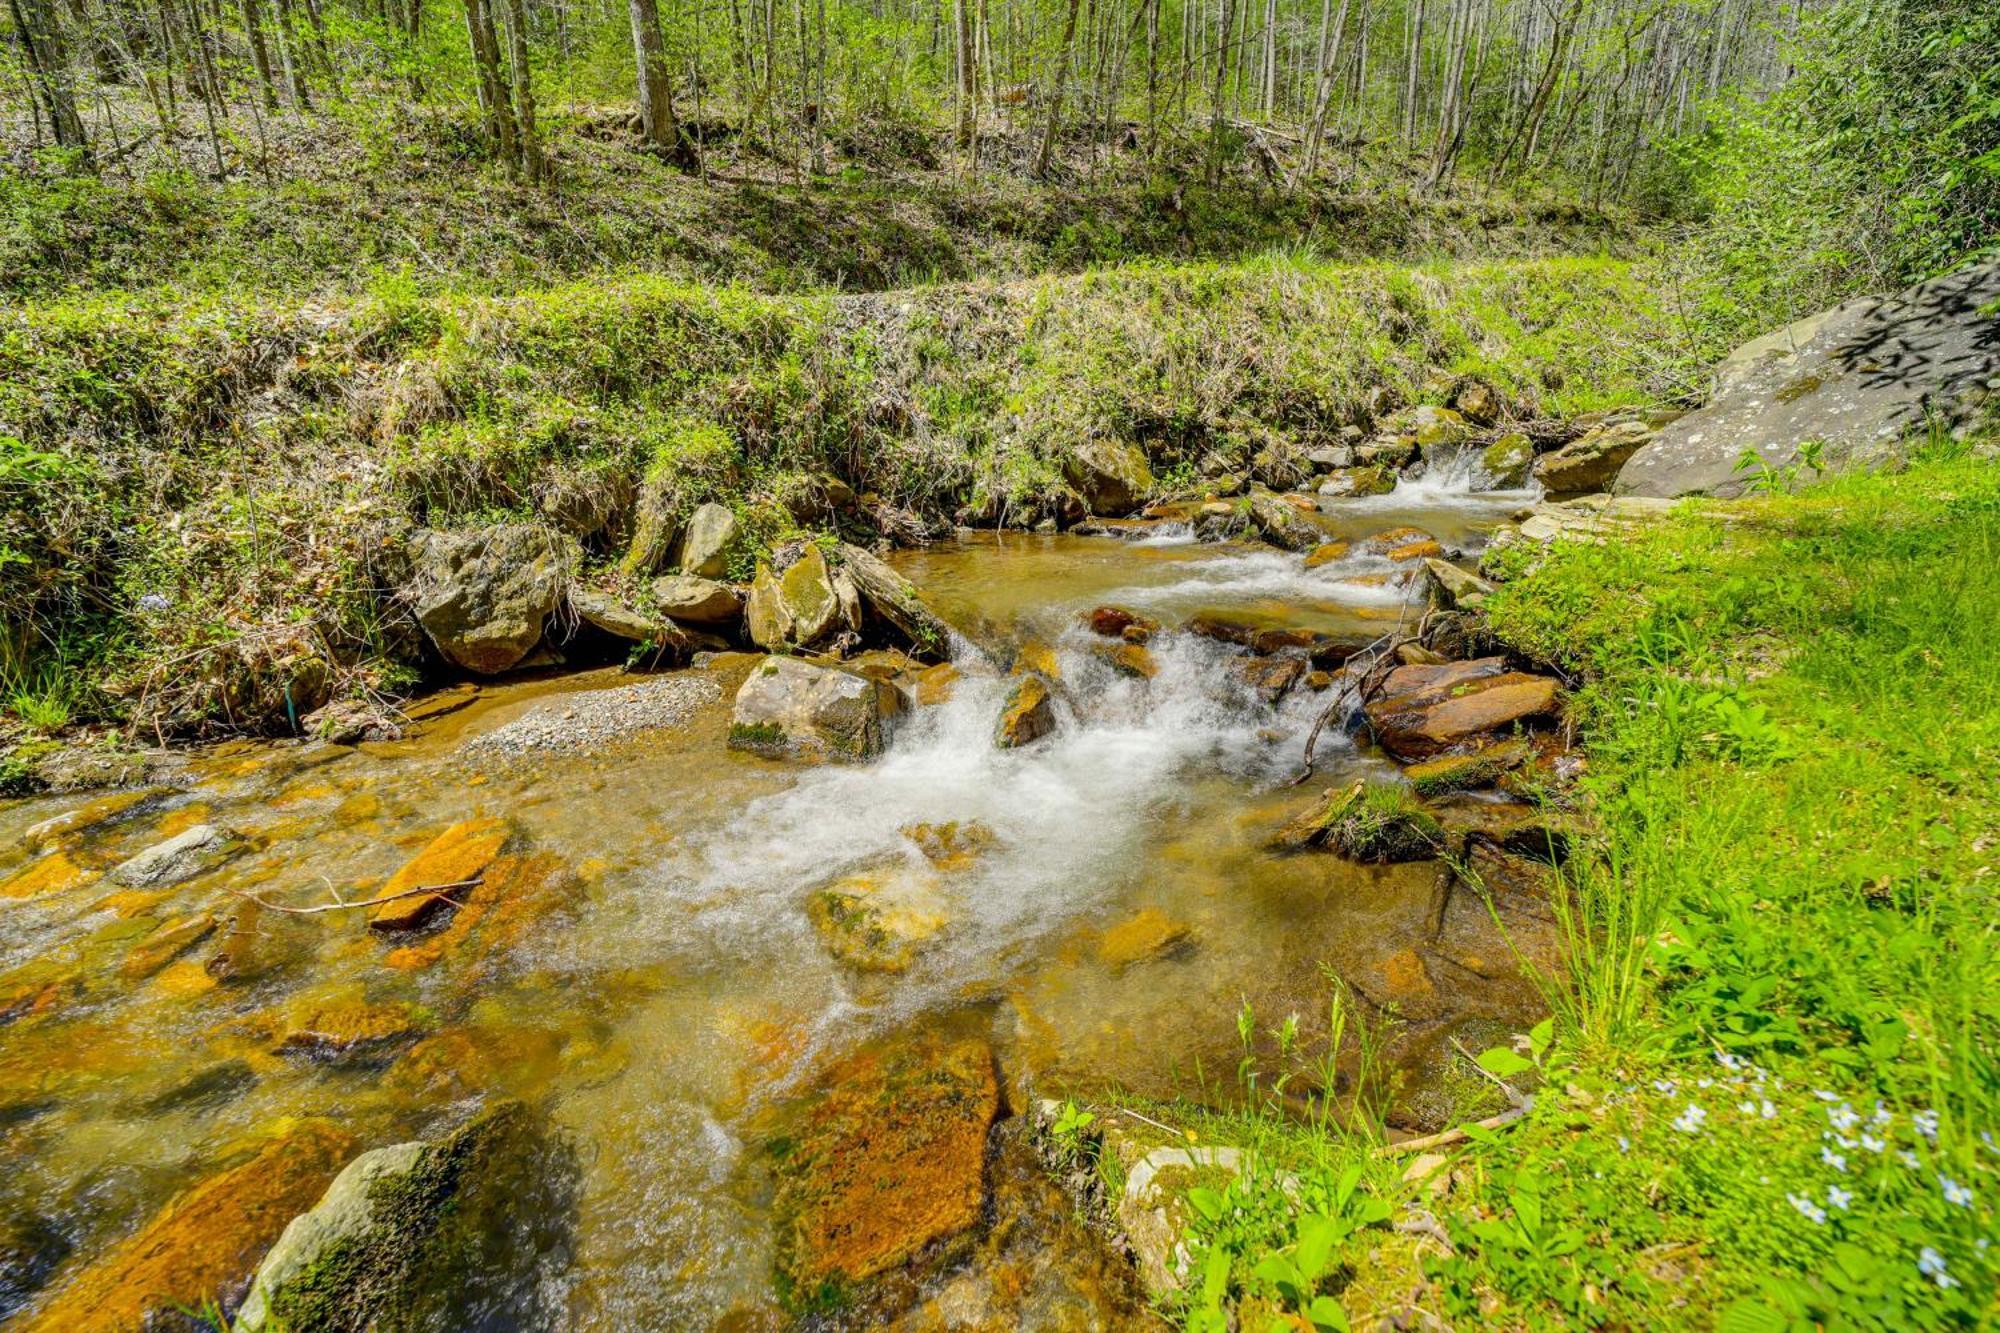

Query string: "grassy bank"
[[1147, 440, 1999, 1328], [0, 253, 1671, 746]]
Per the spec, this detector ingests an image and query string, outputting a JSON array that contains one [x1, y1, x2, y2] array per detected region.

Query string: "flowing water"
[[0, 462, 1549, 1328]]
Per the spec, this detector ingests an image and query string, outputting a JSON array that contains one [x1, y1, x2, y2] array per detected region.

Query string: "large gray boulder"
[[652, 574, 744, 626], [1618, 260, 2000, 498], [835, 544, 954, 659], [728, 656, 904, 762], [406, 527, 569, 674], [1064, 438, 1154, 515], [110, 824, 243, 888]]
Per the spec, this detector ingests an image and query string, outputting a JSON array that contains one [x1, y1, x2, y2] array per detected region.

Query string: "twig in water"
[[231, 876, 482, 916]]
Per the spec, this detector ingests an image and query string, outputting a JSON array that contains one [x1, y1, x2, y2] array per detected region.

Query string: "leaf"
[[1187, 1187, 1226, 1223], [1716, 1298, 1792, 1333], [1477, 1046, 1534, 1078], [1295, 1215, 1341, 1279], [1306, 1295, 1352, 1331], [1528, 1017, 1555, 1057], [1459, 1121, 1502, 1144], [1200, 1244, 1232, 1306]]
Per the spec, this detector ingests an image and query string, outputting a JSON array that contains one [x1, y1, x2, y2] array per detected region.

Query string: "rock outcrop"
[[1617, 259, 2000, 498], [652, 574, 745, 626], [406, 526, 569, 674]]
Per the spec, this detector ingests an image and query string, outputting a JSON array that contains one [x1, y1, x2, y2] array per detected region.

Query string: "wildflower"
[[1673, 1103, 1707, 1134], [1697, 1077, 1714, 1090], [1940, 1175, 1973, 1207], [1760, 1099, 1776, 1119], [1828, 1103, 1860, 1133], [1918, 1247, 1959, 1290], [1899, 1150, 1922, 1169], [1822, 1147, 1848, 1172], [1787, 1193, 1827, 1224], [1617, 1135, 1631, 1152], [1914, 1109, 1939, 1141], [1872, 1101, 1892, 1127], [1715, 1051, 1743, 1071], [1826, 1185, 1852, 1210], [138, 592, 171, 612], [1826, 1132, 1856, 1150], [1653, 1079, 1676, 1094], [1813, 1089, 1841, 1102], [1739, 1100, 1757, 1115]]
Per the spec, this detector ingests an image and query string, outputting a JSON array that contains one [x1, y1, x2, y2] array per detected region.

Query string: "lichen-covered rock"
[[1410, 405, 1471, 448], [1317, 466, 1396, 499], [1247, 491, 1327, 552], [21, 789, 158, 849], [275, 989, 427, 1061], [779, 545, 845, 647], [1302, 540, 1352, 568], [653, 574, 745, 626], [1404, 740, 1532, 797], [1451, 379, 1501, 426], [109, 824, 242, 889], [730, 656, 904, 762], [17, 1121, 355, 1333], [772, 1034, 998, 1292], [1090, 641, 1160, 680], [1535, 420, 1652, 497], [368, 817, 514, 931], [1478, 432, 1534, 489], [993, 673, 1057, 749], [231, 1101, 579, 1333], [1064, 439, 1154, 515], [1421, 557, 1495, 612], [676, 501, 741, 578], [568, 587, 673, 645], [406, 526, 569, 674]]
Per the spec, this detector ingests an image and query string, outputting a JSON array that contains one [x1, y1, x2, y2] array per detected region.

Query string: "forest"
[[0, 0, 1996, 1327]]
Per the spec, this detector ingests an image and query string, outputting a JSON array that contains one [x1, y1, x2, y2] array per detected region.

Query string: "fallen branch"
[[1376, 1102, 1531, 1157], [1448, 1035, 1532, 1110], [231, 876, 481, 916]]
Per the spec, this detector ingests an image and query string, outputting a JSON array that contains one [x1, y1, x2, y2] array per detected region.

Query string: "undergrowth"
[[1164, 438, 2000, 1328]]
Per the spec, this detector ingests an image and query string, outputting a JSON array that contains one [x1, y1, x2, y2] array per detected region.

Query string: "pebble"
[[462, 677, 721, 758]]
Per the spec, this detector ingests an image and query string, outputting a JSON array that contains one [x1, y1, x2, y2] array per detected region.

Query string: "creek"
[[0, 453, 1553, 1328]]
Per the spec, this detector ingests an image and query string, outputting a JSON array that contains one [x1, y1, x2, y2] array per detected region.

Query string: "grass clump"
[[1165, 436, 2000, 1328]]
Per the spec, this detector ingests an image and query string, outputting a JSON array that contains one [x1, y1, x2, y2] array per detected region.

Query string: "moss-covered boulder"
[[807, 866, 950, 973], [1478, 432, 1534, 489], [406, 526, 569, 675], [1317, 466, 1395, 500], [771, 1034, 998, 1298], [1410, 405, 1471, 448], [232, 1101, 580, 1333], [1063, 439, 1154, 516], [675, 501, 741, 578], [1271, 782, 1445, 862]]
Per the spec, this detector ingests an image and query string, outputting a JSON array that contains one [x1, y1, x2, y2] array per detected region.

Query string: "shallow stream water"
[[0, 464, 1547, 1328]]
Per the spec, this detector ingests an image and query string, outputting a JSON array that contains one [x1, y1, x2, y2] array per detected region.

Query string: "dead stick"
[[231, 877, 482, 916], [1376, 1104, 1530, 1158]]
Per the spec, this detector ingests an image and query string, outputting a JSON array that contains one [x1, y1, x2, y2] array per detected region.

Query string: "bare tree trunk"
[[500, 0, 544, 181], [628, 0, 693, 166], [464, 0, 521, 174], [1298, 0, 1350, 181], [239, 0, 278, 108], [1031, 0, 1082, 178], [1205, 0, 1234, 183], [11, 0, 95, 158]]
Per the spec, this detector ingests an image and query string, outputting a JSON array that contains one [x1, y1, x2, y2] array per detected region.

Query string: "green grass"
[[1162, 439, 2000, 1329]]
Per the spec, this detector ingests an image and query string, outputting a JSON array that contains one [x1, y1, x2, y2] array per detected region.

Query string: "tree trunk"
[[11, 0, 95, 158], [628, 0, 692, 166], [1031, 0, 1082, 178]]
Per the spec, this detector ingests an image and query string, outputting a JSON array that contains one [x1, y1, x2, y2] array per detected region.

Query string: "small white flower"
[[1914, 1109, 1939, 1141], [1872, 1101, 1892, 1127], [1760, 1099, 1777, 1119], [1813, 1089, 1841, 1102], [1697, 1078, 1714, 1089], [1861, 1133, 1886, 1154], [1826, 1185, 1851, 1210], [1899, 1149, 1922, 1169], [1940, 1175, 1973, 1207], [1673, 1103, 1707, 1134], [1822, 1147, 1847, 1172], [1715, 1051, 1743, 1071], [1739, 1100, 1757, 1115], [1826, 1132, 1856, 1150], [1617, 1135, 1631, 1152], [1653, 1079, 1677, 1094], [1918, 1247, 1959, 1290], [1787, 1192, 1827, 1224], [1828, 1103, 1860, 1132]]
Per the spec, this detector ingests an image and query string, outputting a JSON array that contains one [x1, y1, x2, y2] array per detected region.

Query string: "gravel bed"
[[462, 676, 723, 758]]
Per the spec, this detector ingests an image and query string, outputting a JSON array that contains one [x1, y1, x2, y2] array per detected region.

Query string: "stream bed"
[[0, 471, 1556, 1329]]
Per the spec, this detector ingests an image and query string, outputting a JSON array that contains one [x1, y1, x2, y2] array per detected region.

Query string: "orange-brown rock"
[[382, 852, 577, 972], [914, 662, 962, 707], [1, 850, 95, 900], [774, 1035, 998, 1289], [19, 1120, 354, 1333], [994, 673, 1056, 749], [1097, 908, 1193, 969], [276, 993, 424, 1059], [1083, 606, 1159, 641], [1367, 673, 1561, 759], [1356, 526, 1442, 562], [1302, 540, 1352, 569], [122, 913, 218, 980], [901, 822, 997, 873], [1091, 641, 1160, 680], [1230, 654, 1307, 704], [368, 816, 513, 932]]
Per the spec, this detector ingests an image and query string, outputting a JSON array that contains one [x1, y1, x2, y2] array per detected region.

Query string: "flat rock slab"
[[1618, 259, 2000, 498]]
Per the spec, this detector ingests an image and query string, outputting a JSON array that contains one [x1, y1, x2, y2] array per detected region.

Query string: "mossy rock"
[[1271, 782, 1445, 863]]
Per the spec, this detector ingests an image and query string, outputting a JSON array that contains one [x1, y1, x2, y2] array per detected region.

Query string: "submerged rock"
[[1097, 908, 1193, 969], [730, 656, 905, 762], [16, 1120, 355, 1333], [21, 789, 159, 849], [676, 501, 741, 578], [772, 1034, 999, 1292], [232, 1100, 579, 1333], [993, 673, 1057, 749], [1302, 539, 1352, 568], [1, 849, 96, 900], [120, 912, 218, 980], [902, 820, 997, 872], [1090, 641, 1160, 680], [276, 992, 427, 1061], [1356, 525, 1443, 562], [406, 526, 569, 675], [807, 865, 950, 973], [1247, 491, 1327, 551], [109, 823, 242, 889]]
